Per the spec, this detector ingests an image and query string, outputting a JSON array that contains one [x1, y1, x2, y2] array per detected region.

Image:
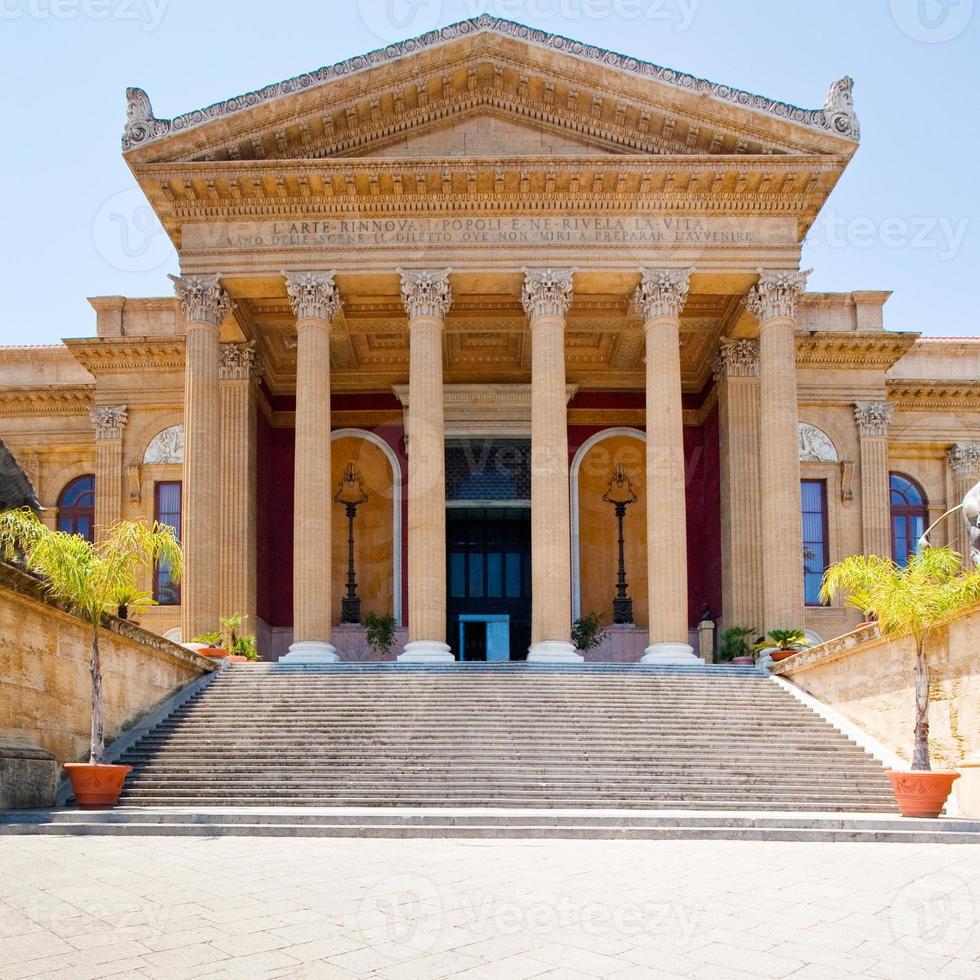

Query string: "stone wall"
[[772, 608, 980, 772], [0, 563, 214, 765]]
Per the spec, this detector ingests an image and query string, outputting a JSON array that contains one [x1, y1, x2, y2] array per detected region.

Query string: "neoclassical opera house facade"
[[2, 18, 978, 663]]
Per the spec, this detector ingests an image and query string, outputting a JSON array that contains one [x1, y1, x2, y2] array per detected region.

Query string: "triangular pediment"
[[122, 17, 860, 167]]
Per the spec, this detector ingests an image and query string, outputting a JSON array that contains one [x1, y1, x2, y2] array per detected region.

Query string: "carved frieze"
[[632, 268, 691, 321], [283, 271, 341, 322], [399, 269, 453, 320], [853, 401, 893, 438], [747, 269, 811, 323], [170, 274, 232, 326], [521, 268, 574, 320], [91, 405, 128, 440]]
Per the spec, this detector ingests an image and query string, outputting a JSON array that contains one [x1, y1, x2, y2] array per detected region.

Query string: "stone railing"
[[0, 562, 214, 768]]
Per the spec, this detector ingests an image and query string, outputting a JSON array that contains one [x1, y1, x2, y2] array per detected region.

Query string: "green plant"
[[220, 613, 243, 646], [0, 510, 182, 765], [112, 584, 156, 621], [193, 631, 222, 647], [232, 633, 259, 661], [821, 547, 980, 771], [572, 612, 608, 653], [717, 625, 757, 662], [365, 611, 397, 658], [760, 628, 808, 652]]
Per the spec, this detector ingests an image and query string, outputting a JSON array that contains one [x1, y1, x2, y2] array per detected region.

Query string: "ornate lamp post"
[[603, 463, 638, 625], [334, 462, 369, 624]]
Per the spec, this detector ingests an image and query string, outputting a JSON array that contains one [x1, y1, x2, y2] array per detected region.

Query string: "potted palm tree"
[[820, 547, 980, 817], [717, 625, 757, 665], [0, 509, 182, 808], [759, 628, 808, 663]]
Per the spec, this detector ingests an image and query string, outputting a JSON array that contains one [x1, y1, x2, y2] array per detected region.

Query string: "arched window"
[[890, 473, 928, 566], [57, 475, 95, 542]]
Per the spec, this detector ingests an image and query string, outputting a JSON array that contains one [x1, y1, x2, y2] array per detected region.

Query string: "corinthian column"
[[854, 402, 894, 558], [171, 273, 230, 643], [523, 269, 580, 663], [398, 269, 453, 663], [90, 405, 127, 543], [634, 269, 698, 664], [947, 444, 980, 564], [281, 272, 341, 663], [713, 340, 764, 633], [219, 343, 259, 636], [747, 269, 810, 632]]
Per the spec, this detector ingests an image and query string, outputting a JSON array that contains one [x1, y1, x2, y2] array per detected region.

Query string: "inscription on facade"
[[185, 216, 797, 252]]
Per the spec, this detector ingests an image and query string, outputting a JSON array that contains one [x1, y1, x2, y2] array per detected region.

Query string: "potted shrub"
[[0, 510, 182, 808], [221, 613, 259, 663], [717, 625, 757, 665], [572, 612, 608, 656], [365, 611, 397, 659], [193, 631, 228, 659], [821, 547, 980, 817], [759, 628, 808, 663]]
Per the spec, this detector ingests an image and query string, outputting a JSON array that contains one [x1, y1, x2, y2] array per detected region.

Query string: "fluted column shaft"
[[281, 272, 341, 662], [90, 406, 127, 544], [948, 444, 980, 564], [715, 342, 763, 630], [749, 270, 809, 631], [219, 344, 259, 632], [523, 269, 578, 662], [634, 269, 695, 662], [855, 403, 894, 558], [171, 274, 230, 644], [399, 270, 453, 663]]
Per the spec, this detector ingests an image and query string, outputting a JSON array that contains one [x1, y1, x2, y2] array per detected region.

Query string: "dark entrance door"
[[447, 507, 532, 661]]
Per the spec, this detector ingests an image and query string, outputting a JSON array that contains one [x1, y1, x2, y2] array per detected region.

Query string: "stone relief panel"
[[143, 425, 184, 465], [799, 423, 839, 463]]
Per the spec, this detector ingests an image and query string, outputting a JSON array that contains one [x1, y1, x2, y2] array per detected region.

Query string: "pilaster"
[[90, 405, 127, 543], [854, 402, 894, 558], [947, 443, 980, 565]]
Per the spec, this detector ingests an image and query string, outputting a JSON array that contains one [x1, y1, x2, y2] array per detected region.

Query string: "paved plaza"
[[0, 835, 977, 979]]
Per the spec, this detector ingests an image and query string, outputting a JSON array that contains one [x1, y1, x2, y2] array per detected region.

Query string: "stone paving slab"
[[0, 835, 977, 979]]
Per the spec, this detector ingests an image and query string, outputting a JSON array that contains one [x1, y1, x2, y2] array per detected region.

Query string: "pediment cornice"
[[0, 385, 93, 417], [887, 379, 980, 411], [63, 338, 186, 375], [123, 17, 859, 165], [796, 331, 918, 371]]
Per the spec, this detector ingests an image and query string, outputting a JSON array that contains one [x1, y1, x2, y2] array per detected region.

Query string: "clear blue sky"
[[0, 0, 977, 344]]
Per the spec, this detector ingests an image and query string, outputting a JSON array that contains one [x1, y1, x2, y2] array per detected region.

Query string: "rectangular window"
[[801, 479, 828, 607], [154, 481, 181, 605]]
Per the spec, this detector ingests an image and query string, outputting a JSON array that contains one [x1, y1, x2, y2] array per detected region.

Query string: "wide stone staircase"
[[113, 663, 898, 812]]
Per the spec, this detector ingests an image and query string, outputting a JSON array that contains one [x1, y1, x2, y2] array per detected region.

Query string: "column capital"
[[283, 271, 341, 322], [853, 401, 894, 438], [521, 268, 574, 320], [633, 268, 692, 320], [747, 268, 811, 323], [948, 442, 980, 477], [711, 339, 759, 381], [170, 274, 232, 326], [91, 405, 128, 440], [219, 342, 260, 382], [399, 268, 452, 319]]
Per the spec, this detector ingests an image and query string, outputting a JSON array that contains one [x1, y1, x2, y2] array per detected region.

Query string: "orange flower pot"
[[769, 648, 797, 662], [888, 770, 960, 818], [63, 763, 133, 808], [201, 647, 229, 659]]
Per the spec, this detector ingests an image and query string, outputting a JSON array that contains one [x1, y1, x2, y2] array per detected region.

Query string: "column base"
[[641, 642, 700, 665], [397, 641, 454, 664], [527, 641, 584, 664], [279, 641, 341, 664]]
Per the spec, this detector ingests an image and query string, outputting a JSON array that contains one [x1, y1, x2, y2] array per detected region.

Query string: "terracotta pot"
[[769, 648, 797, 662], [63, 763, 133, 808], [227, 655, 249, 664], [888, 770, 960, 818], [201, 647, 229, 659], [730, 655, 755, 665]]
